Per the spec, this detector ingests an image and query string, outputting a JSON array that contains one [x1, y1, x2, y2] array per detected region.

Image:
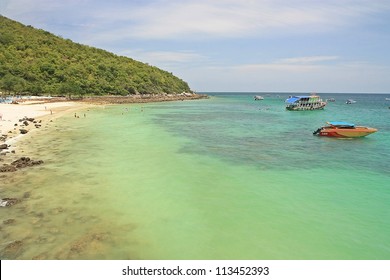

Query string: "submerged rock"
[[11, 157, 44, 169], [0, 198, 21, 207], [2, 240, 23, 258], [3, 219, 16, 225], [0, 164, 17, 172]]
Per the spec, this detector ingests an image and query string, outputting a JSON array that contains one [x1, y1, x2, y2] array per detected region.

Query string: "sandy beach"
[[0, 93, 207, 151], [0, 101, 92, 145]]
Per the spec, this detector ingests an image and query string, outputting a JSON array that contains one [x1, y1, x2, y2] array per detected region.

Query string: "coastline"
[[0, 93, 207, 165], [1, 93, 207, 143], [0, 101, 92, 144]]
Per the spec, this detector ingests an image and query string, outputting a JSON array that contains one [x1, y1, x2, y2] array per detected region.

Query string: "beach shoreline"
[[0, 101, 91, 143], [0, 93, 207, 164], [1, 93, 207, 142]]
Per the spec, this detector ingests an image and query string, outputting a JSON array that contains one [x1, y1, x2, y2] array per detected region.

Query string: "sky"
[[1, 0, 390, 93]]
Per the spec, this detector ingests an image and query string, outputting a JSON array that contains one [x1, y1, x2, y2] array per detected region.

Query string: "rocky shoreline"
[[78, 92, 208, 104], [13, 92, 208, 105]]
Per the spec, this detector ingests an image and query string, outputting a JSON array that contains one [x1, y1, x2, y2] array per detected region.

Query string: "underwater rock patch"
[[3, 219, 16, 225], [0, 157, 44, 172], [2, 240, 23, 259], [11, 157, 44, 168], [0, 198, 21, 207]]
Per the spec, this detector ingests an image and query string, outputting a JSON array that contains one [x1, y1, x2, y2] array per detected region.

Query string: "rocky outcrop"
[[11, 157, 44, 169], [79, 93, 208, 105], [0, 157, 44, 172], [17, 117, 41, 134]]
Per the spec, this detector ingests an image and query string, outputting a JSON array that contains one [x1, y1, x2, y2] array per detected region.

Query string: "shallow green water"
[[1, 93, 390, 259]]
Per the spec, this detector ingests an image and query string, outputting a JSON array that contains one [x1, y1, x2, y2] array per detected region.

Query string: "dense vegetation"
[[0, 15, 192, 96]]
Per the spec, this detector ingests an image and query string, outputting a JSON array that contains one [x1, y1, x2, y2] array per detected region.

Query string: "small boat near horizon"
[[346, 99, 356, 104], [313, 121, 378, 138], [254, 95, 264, 100], [285, 94, 326, 111]]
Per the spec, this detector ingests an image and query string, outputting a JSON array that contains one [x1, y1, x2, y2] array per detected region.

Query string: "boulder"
[[0, 144, 8, 150], [19, 129, 28, 134]]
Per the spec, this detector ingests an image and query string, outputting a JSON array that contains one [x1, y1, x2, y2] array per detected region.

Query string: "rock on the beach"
[[19, 129, 28, 134], [0, 144, 8, 150]]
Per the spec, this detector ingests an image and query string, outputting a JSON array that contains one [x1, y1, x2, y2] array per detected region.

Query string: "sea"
[[1, 92, 390, 260]]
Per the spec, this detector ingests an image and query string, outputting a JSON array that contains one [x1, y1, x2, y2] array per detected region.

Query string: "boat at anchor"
[[254, 95, 264, 100], [313, 121, 378, 138], [285, 94, 326, 111]]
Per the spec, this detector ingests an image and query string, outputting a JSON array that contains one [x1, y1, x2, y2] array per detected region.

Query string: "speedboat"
[[285, 94, 326, 111], [346, 99, 356, 104], [313, 121, 378, 138]]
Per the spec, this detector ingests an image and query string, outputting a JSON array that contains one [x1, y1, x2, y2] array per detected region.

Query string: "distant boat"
[[326, 98, 336, 102], [346, 99, 356, 104], [313, 121, 378, 138], [254, 95, 264, 100], [285, 94, 326, 111], [385, 98, 390, 101]]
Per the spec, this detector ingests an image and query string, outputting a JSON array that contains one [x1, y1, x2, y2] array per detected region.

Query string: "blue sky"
[[2, 0, 390, 93]]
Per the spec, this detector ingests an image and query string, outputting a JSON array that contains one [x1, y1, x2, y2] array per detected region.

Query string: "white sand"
[[0, 102, 90, 141]]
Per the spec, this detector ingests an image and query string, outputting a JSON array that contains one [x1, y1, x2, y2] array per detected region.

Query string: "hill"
[[0, 15, 192, 96]]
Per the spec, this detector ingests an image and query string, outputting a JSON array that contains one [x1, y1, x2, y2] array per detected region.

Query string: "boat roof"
[[327, 121, 355, 127], [285, 95, 319, 103]]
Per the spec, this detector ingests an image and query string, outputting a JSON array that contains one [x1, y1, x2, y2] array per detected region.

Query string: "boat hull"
[[286, 103, 326, 111], [318, 127, 377, 138]]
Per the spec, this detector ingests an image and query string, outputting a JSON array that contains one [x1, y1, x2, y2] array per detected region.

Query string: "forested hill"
[[0, 15, 192, 96]]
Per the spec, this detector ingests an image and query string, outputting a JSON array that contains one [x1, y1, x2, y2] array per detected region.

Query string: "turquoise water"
[[1, 93, 390, 259]]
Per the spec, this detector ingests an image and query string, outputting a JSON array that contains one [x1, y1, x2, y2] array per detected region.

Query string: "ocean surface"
[[1, 92, 390, 260]]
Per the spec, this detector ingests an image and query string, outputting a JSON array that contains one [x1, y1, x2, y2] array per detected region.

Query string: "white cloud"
[[275, 56, 340, 65], [119, 49, 206, 65], [3, 0, 390, 43], [87, 0, 390, 40]]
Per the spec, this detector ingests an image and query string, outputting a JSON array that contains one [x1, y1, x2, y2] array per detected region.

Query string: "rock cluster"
[[17, 117, 43, 134], [0, 157, 44, 172]]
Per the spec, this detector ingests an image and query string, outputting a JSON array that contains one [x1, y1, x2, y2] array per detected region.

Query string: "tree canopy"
[[0, 15, 192, 96]]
